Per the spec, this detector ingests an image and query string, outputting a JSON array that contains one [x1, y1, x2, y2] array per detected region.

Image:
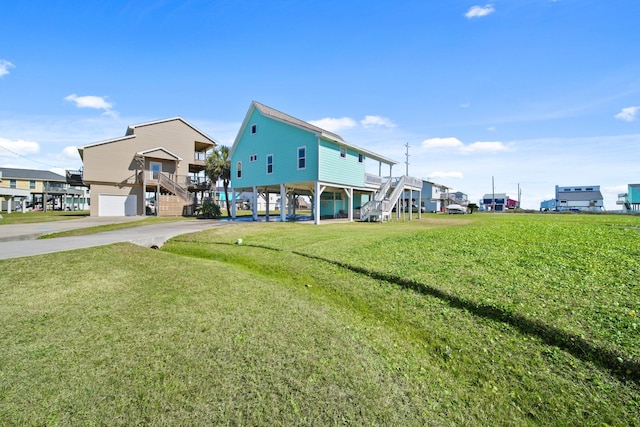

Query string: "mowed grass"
[[0, 210, 89, 225], [0, 214, 639, 425]]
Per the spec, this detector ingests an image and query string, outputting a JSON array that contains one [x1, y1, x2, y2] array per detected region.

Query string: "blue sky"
[[1, 0, 639, 209]]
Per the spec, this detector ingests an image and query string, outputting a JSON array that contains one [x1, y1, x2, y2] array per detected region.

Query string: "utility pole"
[[492, 176, 495, 212], [404, 142, 410, 176], [518, 183, 521, 209]]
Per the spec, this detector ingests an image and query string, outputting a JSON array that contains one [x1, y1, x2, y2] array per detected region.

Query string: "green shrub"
[[196, 201, 221, 218]]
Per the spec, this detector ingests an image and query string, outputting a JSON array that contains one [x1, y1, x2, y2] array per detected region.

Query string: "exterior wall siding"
[[231, 108, 319, 189], [318, 139, 365, 187], [629, 184, 640, 204], [83, 119, 205, 185]]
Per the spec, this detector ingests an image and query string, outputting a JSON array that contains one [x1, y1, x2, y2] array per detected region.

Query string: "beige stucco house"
[[79, 117, 217, 216]]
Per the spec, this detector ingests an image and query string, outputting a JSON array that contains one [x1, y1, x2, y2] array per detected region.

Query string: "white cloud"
[[422, 137, 511, 154], [465, 4, 495, 18], [360, 115, 396, 128], [0, 60, 15, 77], [460, 102, 471, 108], [308, 117, 357, 132], [422, 137, 464, 149], [459, 141, 511, 153], [65, 94, 118, 117], [429, 171, 464, 179], [61, 146, 81, 161], [0, 137, 40, 156], [614, 106, 640, 122]]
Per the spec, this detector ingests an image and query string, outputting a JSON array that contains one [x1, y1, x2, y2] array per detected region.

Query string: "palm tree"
[[205, 146, 232, 217]]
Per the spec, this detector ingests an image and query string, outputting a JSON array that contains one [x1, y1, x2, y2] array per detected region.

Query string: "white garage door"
[[99, 194, 137, 216]]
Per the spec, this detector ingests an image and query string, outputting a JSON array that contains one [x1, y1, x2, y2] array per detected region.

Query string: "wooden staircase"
[[157, 172, 192, 216]]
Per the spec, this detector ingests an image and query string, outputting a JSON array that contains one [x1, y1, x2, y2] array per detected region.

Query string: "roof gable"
[[136, 147, 183, 161], [230, 101, 397, 165], [79, 117, 217, 158], [127, 117, 219, 145]]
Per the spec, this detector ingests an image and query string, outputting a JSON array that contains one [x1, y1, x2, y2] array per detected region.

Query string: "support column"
[[231, 187, 236, 219], [343, 188, 353, 221], [418, 190, 422, 219], [314, 181, 321, 225], [252, 186, 258, 221], [280, 184, 286, 222], [409, 189, 413, 221], [265, 190, 270, 222]]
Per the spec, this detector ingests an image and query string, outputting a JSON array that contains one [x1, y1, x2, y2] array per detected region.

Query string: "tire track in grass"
[[167, 239, 640, 384], [291, 250, 640, 384]]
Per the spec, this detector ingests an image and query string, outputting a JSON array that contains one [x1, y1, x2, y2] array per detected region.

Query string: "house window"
[[340, 147, 346, 158], [251, 124, 257, 134], [358, 153, 364, 163], [250, 154, 257, 162], [297, 146, 306, 169], [9, 179, 16, 189], [237, 161, 242, 179], [266, 154, 273, 174], [30, 180, 36, 189]]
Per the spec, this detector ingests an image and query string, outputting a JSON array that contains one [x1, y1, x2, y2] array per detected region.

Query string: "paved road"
[[0, 217, 229, 260]]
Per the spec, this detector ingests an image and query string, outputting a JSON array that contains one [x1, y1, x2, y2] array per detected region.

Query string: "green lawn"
[[0, 210, 89, 224], [1, 214, 638, 425]]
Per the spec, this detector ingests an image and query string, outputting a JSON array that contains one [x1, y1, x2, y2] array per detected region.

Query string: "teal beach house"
[[229, 101, 422, 224]]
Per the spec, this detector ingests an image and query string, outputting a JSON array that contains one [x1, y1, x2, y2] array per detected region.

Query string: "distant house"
[[616, 184, 640, 212], [229, 101, 423, 223], [419, 181, 468, 212], [0, 167, 87, 213], [79, 118, 217, 217], [420, 181, 450, 212], [481, 193, 517, 211], [541, 185, 604, 212]]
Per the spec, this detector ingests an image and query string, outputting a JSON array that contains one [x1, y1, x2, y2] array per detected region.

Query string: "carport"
[[0, 188, 31, 213]]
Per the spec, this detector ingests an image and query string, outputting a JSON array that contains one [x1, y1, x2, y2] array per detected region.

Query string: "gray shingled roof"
[[557, 190, 603, 201], [0, 167, 66, 182]]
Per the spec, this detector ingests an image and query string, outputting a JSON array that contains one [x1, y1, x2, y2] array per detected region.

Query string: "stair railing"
[[159, 172, 189, 202]]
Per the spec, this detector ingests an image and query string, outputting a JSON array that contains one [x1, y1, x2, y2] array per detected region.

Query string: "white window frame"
[[150, 161, 162, 180], [297, 146, 306, 170], [237, 161, 242, 179], [266, 154, 274, 175]]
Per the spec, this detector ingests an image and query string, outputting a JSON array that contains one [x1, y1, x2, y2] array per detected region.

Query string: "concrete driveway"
[[0, 216, 228, 260]]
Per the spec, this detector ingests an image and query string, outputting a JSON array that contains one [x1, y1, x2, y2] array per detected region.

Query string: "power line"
[[0, 144, 62, 169]]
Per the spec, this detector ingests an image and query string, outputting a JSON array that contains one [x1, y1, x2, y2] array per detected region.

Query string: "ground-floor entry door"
[[98, 194, 137, 216]]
